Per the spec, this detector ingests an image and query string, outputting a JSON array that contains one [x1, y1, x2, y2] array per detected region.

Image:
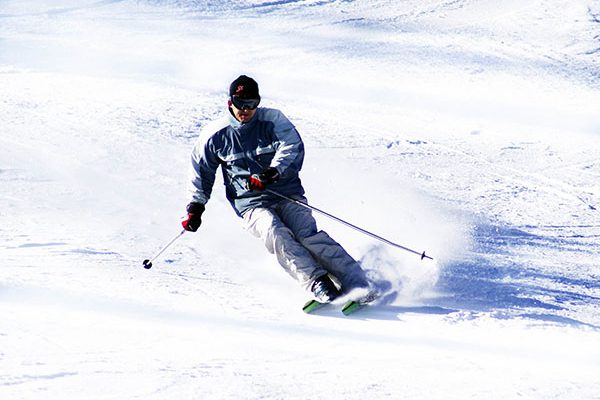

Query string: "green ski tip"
[[341, 300, 362, 315], [302, 299, 324, 313]]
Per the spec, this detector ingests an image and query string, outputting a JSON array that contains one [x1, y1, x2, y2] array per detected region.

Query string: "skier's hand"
[[247, 167, 279, 191], [181, 202, 205, 232]]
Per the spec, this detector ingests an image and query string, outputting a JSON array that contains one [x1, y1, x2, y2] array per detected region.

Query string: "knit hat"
[[229, 75, 260, 99]]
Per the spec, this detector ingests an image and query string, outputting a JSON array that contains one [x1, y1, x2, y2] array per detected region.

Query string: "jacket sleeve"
[[269, 111, 304, 177], [187, 132, 221, 205]]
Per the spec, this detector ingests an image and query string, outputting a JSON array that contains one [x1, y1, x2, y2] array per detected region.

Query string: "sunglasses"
[[231, 96, 260, 110]]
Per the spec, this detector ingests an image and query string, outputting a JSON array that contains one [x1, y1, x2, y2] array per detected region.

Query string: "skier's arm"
[[183, 137, 219, 231], [187, 136, 220, 205], [269, 113, 304, 177]]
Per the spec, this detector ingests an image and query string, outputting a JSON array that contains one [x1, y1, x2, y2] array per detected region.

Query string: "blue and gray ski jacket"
[[187, 107, 305, 216]]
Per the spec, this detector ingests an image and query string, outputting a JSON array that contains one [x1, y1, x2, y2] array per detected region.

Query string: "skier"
[[182, 75, 370, 303]]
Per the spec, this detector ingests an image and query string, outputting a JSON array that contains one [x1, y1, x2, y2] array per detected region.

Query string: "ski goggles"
[[231, 95, 260, 110]]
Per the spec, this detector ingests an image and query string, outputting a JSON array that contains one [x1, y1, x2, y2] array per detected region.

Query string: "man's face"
[[229, 97, 259, 123]]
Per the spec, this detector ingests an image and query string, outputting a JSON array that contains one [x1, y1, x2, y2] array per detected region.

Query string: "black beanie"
[[229, 75, 260, 99]]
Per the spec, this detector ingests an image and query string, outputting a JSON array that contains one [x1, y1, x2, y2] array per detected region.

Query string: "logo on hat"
[[230, 75, 260, 99]]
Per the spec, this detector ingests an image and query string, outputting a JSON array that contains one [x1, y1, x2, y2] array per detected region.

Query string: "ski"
[[303, 293, 377, 315], [302, 299, 326, 313], [302, 298, 370, 315], [341, 300, 363, 315]]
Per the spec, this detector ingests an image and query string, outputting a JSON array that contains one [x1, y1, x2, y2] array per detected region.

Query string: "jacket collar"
[[228, 107, 259, 130]]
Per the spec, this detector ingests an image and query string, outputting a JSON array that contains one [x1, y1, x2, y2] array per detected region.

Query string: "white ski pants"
[[242, 196, 368, 292]]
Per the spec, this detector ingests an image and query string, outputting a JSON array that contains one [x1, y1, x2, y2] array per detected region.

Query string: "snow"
[[1, 0, 600, 398]]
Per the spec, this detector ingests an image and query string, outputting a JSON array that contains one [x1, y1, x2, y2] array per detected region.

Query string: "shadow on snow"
[[430, 223, 600, 329]]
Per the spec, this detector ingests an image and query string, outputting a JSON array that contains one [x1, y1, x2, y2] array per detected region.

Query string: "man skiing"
[[182, 75, 370, 303]]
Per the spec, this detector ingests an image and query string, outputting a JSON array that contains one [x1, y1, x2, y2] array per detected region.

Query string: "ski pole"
[[265, 189, 433, 260], [142, 229, 186, 269]]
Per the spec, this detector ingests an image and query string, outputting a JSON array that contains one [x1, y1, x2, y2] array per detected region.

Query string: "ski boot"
[[310, 274, 341, 303]]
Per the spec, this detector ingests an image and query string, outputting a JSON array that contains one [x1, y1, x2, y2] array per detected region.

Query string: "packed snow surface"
[[1, 1, 600, 399]]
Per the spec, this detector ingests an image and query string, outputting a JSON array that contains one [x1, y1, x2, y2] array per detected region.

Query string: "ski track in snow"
[[1, 0, 600, 399]]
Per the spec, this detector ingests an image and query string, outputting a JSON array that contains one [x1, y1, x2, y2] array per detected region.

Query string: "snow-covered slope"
[[1, 1, 599, 399]]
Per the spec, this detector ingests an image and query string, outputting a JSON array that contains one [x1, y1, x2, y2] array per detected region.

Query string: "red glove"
[[247, 167, 280, 191], [181, 202, 205, 232]]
